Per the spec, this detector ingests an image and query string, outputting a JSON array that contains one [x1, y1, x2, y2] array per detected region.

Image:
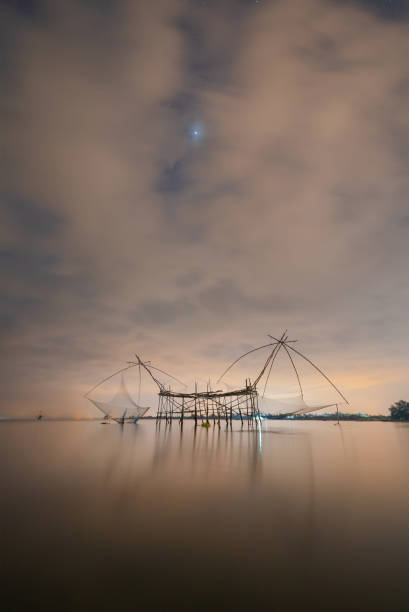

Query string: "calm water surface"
[[1, 420, 409, 611]]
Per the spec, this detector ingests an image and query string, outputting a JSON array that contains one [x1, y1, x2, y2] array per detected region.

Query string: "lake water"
[[1, 420, 409, 611]]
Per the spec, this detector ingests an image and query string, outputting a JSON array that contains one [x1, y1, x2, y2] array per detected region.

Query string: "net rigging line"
[[260, 330, 304, 399], [268, 334, 349, 405], [217, 334, 298, 386], [261, 331, 288, 398], [84, 364, 138, 399], [216, 342, 278, 384], [282, 342, 304, 399], [85, 354, 185, 412], [128, 354, 187, 390]]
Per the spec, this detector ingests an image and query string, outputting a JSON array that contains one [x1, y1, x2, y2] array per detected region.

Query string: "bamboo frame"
[[86, 331, 348, 424], [156, 384, 259, 425]]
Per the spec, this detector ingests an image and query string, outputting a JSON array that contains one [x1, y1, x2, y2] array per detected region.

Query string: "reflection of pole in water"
[[151, 421, 173, 470], [298, 432, 316, 562], [257, 416, 263, 456], [334, 403, 340, 425], [250, 422, 262, 481], [117, 423, 142, 507], [192, 424, 197, 453], [144, 422, 267, 484], [179, 421, 184, 455], [338, 419, 346, 457]]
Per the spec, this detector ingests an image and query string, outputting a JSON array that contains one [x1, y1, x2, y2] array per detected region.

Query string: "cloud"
[[1, 0, 409, 415], [131, 298, 197, 326]]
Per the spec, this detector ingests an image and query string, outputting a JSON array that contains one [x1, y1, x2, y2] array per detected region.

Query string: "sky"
[[1, 0, 409, 416]]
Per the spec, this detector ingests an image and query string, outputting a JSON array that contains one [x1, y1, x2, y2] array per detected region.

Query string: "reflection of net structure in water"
[[151, 423, 263, 480], [85, 331, 349, 422]]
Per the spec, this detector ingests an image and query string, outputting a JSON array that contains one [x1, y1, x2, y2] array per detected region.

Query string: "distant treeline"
[[265, 413, 388, 422], [389, 400, 409, 421], [264, 400, 409, 422]]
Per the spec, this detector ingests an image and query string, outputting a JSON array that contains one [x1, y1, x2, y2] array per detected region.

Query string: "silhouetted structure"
[[85, 331, 349, 425]]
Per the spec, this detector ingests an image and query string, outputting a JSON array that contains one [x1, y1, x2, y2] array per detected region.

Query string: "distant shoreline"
[[1, 414, 407, 423], [153, 414, 398, 422]]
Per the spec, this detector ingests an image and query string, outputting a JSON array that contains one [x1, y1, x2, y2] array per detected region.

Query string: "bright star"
[[189, 122, 204, 142]]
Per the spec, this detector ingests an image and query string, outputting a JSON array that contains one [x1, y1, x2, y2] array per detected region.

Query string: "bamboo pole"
[[194, 382, 198, 427]]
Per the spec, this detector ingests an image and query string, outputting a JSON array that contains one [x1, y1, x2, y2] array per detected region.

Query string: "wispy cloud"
[[1, 0, 408, 414]]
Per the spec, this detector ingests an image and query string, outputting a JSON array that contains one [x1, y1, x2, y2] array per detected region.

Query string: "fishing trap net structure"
[[85, 331, 349, 424]]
